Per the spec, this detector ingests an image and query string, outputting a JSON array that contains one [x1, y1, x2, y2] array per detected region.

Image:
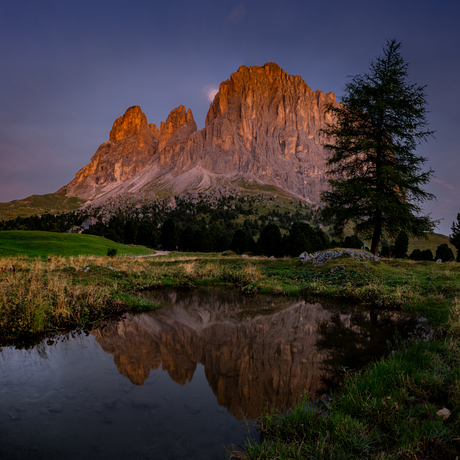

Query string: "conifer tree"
[[391, 230, 409, 258], [435, 243, 454, 262], [321, 40, 436, 255], [449, 213, 460, 262], [160, 218, 178, 251]]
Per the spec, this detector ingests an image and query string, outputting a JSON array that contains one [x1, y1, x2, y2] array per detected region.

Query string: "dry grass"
[[2, 251, 460, 341]]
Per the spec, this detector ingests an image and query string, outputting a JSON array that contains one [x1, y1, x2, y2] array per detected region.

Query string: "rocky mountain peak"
[[62, 62, 337, 204], [109, 106, 150, 142], [159, 105, 197, 150]]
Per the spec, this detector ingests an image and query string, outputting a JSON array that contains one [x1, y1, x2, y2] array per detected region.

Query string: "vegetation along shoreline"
[[1, 249, 459, 457]]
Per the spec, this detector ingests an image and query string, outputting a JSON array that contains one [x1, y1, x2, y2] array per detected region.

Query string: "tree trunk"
[[371, 211, 382, 255], [370, 232, 380, 256]]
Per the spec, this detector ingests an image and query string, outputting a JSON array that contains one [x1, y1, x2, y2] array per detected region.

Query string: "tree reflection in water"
[[316, 309, 417, 390]]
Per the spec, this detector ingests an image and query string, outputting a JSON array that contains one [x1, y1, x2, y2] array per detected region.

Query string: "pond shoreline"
[[1, 252, 459, 457]]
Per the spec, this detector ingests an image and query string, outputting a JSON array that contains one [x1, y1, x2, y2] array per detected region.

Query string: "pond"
[[0, 288, 419, 459]]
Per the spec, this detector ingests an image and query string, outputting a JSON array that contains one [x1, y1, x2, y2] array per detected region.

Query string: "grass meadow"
[[0, 230, 155, 257], [0, 241, 459, 458]]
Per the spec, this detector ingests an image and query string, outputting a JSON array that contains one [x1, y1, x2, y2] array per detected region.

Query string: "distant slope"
[[0, 231, 154, 257], [0, 193, 85, 220], [408, 233, 457, 257]]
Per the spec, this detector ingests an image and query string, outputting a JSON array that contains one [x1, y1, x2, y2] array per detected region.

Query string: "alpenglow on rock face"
[[62, 63, 336, 203]]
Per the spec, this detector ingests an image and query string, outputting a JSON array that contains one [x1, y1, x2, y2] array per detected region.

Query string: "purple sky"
[[1, 0, 459, 235]]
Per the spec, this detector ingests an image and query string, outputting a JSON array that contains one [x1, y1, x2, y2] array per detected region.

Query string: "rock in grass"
[[436, 407, 451, 420], [300, 249, 377, 265]]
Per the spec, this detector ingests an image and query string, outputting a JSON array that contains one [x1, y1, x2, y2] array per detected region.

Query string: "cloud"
[[227, 3, 247, 23], [203, 85, 219, 103], [431, 178, 457, 192]]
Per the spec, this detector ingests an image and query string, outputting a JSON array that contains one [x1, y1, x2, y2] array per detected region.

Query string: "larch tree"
[[320, 39, 437, 255], [449, 213, 460, 261]]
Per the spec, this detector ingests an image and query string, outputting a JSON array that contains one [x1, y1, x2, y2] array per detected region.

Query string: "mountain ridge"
[[61, 62, 336, 206]]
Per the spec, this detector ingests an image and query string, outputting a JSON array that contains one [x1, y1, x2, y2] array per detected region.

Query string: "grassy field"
[[408, 232, 457, 255], [0, 250, 459, 457], [0, 250, 458, 338], [0, 230, 155, 257], [0, 192, 84, 220]]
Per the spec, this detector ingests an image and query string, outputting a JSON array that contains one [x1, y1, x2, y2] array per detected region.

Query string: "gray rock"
[[436, 259, 442, 264], [299, 249, 376, 265]]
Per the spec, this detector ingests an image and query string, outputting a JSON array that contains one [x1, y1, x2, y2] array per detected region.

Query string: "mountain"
[[61, 62, 336, 205]]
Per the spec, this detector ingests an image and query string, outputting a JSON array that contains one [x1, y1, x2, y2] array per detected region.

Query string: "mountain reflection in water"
[[92, 288, 417, 419]]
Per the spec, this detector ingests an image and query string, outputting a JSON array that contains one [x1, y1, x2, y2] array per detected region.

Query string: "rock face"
[[198, 63, 335, 199], [63, 63, 336, 203], [62, 106, 161, 198]]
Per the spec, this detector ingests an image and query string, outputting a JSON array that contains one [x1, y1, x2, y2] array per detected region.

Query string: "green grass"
[[0, 230, 155, 257], [231, 333, 460, 459], [0, 192, 84, 220], [1, 250, 458, 340], [408, 232, 457, 255], [1, 248, 458, 457]]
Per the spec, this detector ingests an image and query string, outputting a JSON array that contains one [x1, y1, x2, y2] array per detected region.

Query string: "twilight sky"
[[1, 0, 459, 235]]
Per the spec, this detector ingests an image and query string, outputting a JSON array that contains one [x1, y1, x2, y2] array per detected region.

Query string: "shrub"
[[435, 243, 454, 262], [106, 248, 117, 257], [420, 248, 433, 261], [343, 234, 363, 249], [160, 218, 178, 251], [257, 223, 282, 257], [231, 229, 252, 255], [380, 240, 391, 257], [409, 248, 422, 261], [391, 231, 409, 258], [286, 222, 321, 256]]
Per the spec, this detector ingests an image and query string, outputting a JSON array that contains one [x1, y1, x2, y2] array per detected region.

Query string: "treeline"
[[0, 194, 319, 236], [159, 220, 331, 256], [0, 195, 329, 256], [2, 202, 457, 260], [381, 230, 456, 262], [0, 210, 91, 233]]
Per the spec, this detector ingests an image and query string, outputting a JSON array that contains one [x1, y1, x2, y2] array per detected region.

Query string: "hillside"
[[0, 193, 84, 221], [408, 232, 456, 256], [0, 231, 154, 258]]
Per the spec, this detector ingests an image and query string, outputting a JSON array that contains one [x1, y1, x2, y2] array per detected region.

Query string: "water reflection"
[[0, 288, 419, 459], [92, 288, 417, 419]]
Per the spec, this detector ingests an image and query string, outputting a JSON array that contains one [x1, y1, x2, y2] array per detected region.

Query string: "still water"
[[0, 288, 418, 459]]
